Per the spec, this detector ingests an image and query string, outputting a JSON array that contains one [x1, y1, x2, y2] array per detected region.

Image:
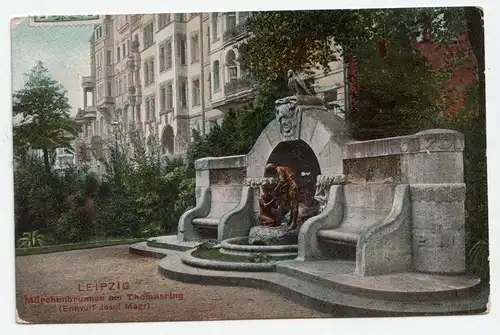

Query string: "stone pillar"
[[410, 184, 466, 274], [402, 129, 467, 274], [83, 89, 88, 108]]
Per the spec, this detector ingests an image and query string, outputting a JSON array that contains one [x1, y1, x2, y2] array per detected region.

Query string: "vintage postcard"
[[12, 7, 489, 324]]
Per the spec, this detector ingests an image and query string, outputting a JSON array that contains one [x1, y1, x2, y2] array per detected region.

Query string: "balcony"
[[81, 75, 95, 89], [83, 106, 97, 119], [222, 21, 249, 43], [224, 78, 253, 96], [97, 96, 115, 109], [126, 56, 135, 70]]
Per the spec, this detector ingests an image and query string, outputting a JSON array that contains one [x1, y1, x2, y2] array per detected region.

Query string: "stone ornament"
[[287, 70, 314, 96], [243, 177, 278, 188], [315, 174, 347, 187], [314, 174, 346, 212], [416, 129, 465, 153], [275, 96, 300, 140]]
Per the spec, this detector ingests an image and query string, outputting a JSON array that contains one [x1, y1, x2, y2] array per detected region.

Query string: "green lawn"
[[15, 238, 146, 256]]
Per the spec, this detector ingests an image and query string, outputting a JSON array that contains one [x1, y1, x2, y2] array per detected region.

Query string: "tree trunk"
[[465, 7, 485, 110], [42, 148, 50, 172]]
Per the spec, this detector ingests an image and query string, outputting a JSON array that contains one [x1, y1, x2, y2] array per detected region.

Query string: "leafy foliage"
[[17, 230, 45, 248], [13, 61, 81, 171], [240, 8, 467, 84]]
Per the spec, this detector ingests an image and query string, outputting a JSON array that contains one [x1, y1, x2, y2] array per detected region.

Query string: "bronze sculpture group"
[[259, 163, 301, 231]]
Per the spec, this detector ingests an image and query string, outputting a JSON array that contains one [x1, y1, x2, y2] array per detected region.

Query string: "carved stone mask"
[[275, 97, 298, 138]]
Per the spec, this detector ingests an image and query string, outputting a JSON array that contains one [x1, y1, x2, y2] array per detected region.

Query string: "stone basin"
[[220, 236, 298, 260]]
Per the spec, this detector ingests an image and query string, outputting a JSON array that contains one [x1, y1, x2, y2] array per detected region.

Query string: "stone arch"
[[265, 140, 322, 204], [246, 109, 351, 178], [161, 124, 175, 155]]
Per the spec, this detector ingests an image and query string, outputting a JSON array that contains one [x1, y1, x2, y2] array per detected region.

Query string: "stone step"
[[275, 259, 483, 302], [146, 235, 202, 251], [129, 242, 169, 259], [157, 250, 488, 316]]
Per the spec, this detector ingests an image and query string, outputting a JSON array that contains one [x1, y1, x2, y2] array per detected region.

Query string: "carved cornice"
[[410, 184, 466, 203], [345, 129, 465, 159]]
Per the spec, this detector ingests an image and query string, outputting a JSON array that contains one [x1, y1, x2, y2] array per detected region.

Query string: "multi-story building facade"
[[75, 12, 346, 169]]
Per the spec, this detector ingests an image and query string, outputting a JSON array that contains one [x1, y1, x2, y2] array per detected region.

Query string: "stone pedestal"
[[248, 225, 298, 246], [410, 184, 466, 274]]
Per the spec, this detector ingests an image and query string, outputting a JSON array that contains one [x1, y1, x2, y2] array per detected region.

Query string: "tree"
[[13, 61, 81, 172], [240, 8, 469, 84]]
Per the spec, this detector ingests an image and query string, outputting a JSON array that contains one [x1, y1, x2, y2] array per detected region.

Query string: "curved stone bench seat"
[[191, 217, 220, 227], [299, 184, 413, 276], [317, 228, 359, 245], [317, 207, 390, 246]]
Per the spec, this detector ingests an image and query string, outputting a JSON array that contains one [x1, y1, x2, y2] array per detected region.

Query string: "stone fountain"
[[130, 89, 488, 316]]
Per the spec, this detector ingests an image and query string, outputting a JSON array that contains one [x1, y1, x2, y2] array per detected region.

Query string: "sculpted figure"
[[287, 70, 313, 96], [314, 175, 332, 213], [259, 180, 278, 226], [265, 163, 300, 231]]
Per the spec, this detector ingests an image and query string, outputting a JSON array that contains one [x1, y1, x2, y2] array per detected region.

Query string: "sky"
[[11, 18, 93, 117]]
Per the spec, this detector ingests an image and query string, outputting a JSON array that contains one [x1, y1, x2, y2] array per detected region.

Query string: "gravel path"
[[16, 245, 328, 324]]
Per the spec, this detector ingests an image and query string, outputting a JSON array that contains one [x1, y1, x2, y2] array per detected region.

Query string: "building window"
[[159, 44, 165, 72], [107, 81, 112, 97], [166, 40, 172, 69], [118, 78, 122, 95], [208, 75, 212, 100], [158, 14, 170, 30], [190, 33, 199, 63], [192, 79, 200, 107], [106, 50, 112, 65], [226, 50, 237, 80], [143, 22, 154, 49], [105, 24, 111, 36], [179, 38, 187, 65], [122, 43, 126, 58], [213, 61, 220, 91], [226, 12, 236, 30], [166, 83, 173, 110], [150, 96, 156, 120], [95, 26, 103, 40], [127, 40, 130, 56], [117, 47, 121, 61], [212, 13, 218, 40], [123, 74, 127, 93], [179, 81, 187, 109], [175, 13, 185, 21], [145, 100, 150, 121], [160, 85, 166, 111], [144, 58, 155, 86]]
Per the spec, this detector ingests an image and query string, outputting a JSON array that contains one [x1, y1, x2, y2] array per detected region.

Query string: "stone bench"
[[317, 184, 395, 246], [299, 183, 412, 276], [178, 155, 247, 242]]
